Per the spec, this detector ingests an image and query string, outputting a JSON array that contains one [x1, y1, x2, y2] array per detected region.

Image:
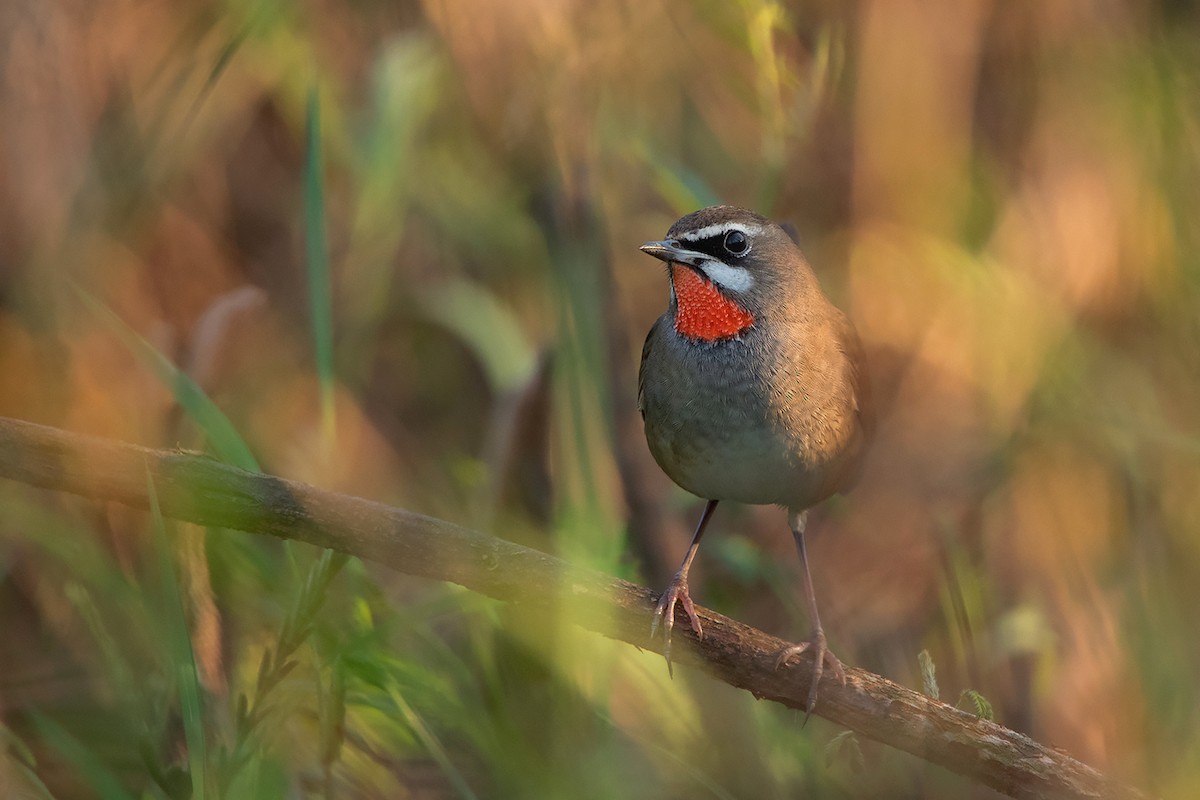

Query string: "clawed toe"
[[774, 630, 846, 722], [650, 577, 703, 677]]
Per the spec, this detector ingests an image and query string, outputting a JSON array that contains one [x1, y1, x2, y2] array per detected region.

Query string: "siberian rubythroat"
[[638, 205, 873, 716]]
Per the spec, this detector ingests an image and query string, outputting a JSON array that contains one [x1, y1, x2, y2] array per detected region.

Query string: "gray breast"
[[640, 321, 831, 508]]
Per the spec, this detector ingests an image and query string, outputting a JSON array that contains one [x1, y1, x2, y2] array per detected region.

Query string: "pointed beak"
[[640, 239, 692, 264]]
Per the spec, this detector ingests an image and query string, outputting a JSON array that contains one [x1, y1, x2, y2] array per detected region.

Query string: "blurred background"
[[1, 0, 1198, 797]]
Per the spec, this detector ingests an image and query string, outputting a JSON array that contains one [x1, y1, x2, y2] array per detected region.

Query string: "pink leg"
[[651, 499, 718, 676], [774, 510, 846, 722]]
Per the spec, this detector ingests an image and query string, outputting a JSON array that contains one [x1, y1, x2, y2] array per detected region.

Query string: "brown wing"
[[830, 312, 875, 494], [839, 314, 875, 443]]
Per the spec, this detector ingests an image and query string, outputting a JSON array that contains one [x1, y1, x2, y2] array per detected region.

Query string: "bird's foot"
[[774, 628, 846, 723], [650, 574, 703, 677]]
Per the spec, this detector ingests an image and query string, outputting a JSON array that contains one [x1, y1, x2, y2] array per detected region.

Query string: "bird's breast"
[[640, 320, 852, 509]]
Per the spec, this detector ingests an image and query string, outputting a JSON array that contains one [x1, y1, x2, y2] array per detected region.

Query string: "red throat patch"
[[671, 265, 755, 341]]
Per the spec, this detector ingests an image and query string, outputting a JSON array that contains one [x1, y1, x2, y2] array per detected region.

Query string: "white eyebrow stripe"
[[676, 222, 764, 242], [697, 258, 755, 292]]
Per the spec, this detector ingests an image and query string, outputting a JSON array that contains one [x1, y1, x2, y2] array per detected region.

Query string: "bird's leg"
[[651, 498, 718, 676], [775, 510, 846, 722]]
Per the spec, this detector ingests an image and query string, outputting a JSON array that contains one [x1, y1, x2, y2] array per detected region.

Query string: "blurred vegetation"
[[1, 1, 1199, 797]]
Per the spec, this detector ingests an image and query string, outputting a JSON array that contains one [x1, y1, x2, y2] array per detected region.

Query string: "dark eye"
[[724, 230, 749, 256]]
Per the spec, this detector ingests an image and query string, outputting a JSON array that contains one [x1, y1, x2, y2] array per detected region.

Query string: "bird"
[[637, 204, 873, 717]]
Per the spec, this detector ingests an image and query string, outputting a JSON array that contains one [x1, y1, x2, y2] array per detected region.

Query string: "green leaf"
[[957, 689, 994, 721]]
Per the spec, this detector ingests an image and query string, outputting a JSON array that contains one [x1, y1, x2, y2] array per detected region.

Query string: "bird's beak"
[[640, 239, 694, 264]]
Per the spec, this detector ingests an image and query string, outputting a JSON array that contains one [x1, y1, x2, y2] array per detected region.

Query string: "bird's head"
[[640, 205, 810, 342]]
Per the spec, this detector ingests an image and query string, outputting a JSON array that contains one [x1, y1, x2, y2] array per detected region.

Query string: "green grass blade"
[[646, 154, 722, 213], [388, 686, 480, 800], [146, 468, 208, 800], [30, 714, 136, 800], [305, 84, 337, 446], [70, 282, 259, 472], [423, 279, 536, 394], [0, 723, 56, 800], [592, 707, 738, 800]]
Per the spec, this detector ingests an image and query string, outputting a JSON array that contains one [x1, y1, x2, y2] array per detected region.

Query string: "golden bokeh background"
[[1, 1, 1198, 797]]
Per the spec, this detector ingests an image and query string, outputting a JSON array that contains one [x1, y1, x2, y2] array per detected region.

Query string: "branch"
[[0, 416, 1147, 800]]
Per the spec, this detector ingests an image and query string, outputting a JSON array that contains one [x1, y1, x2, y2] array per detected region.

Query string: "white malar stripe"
[[677, 221, 764, 242], [699, 258, 755, 292]]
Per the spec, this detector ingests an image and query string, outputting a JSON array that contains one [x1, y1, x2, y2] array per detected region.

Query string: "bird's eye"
[[724, 230, 749, 256]]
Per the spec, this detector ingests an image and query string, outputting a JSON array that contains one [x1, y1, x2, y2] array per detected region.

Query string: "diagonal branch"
[[0, 416, 1147, 800]]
